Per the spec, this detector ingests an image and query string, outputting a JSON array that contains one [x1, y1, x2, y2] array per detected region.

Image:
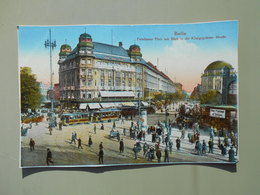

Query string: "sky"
[[18, 21, 238, 92]]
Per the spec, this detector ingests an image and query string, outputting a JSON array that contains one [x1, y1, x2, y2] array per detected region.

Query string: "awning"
[[121, 102, 136, 107], [100, 102, 116, 108], [88, 103, 101, 109], [100, 91, 135, 98], [79, 103, 88, 109], [141, 101, 149, 107]]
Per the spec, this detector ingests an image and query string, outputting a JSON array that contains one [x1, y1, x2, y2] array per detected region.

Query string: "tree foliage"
[[20, 67, 41, 113], [152, 91, 185, 110], [199, 90, 221, 105]]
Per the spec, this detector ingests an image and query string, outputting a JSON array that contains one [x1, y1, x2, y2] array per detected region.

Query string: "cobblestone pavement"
[[20, 113, 237, 167]]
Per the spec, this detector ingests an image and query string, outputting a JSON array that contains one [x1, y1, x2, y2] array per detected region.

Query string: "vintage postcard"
[[19, 21, 238, 168]]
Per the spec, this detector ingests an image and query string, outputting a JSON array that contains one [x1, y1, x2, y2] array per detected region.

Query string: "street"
[[21, 112, 235, 167]]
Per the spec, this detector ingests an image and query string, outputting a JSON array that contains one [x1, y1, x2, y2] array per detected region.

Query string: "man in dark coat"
[[164, 148, 169, 162], [156, 149, 162, 163], [133, 145, 138, 159], [88, 135, 93, 147], [29, 138, 35, 151], [98, 149, 104, 164], [208, 138, 214, 153], [119, 139, 124, 153], [78, 137, 83, 149], [46, 148, 54, 166], [176, 137, 181, 150]]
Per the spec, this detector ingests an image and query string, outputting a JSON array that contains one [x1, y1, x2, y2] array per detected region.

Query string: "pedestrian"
[[113, 121, 116, 129], [98, 148, 104, 164], [228, 146, 236, 162], [93, 124, 96, 134], [123, 128, 126, 136], [70, 132, 76, 144], [169, 140, 173, 153], [164, 147, 169, 162], [117, 131, 120, 142], [119, 139, 124, 153], [220, 143, 227, 155], [181, 128, 185, 139], [197, 140, 202, 156], [208, 138, 214, 153], [46, 148, 54, 166], [29, 122, 32, 129], [88, 135, 93, 147], [99, 142, 103, 150], [78, 137, 83, 149], [176, 137, 181, 150], [133, 144, 138, 159], [49, 125, 52, 135], [202, 140, 207, 154], [29, 138, 35, 151], [121, 116, 124, 124], [100, 123, 104, 130], [156, 149, 162, 163], [143, 142, 148, 156]]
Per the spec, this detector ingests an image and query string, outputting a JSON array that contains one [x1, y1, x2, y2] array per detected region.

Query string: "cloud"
[[143, 40, 238, 92]]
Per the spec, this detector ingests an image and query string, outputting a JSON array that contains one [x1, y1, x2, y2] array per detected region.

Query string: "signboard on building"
[[210, 109, 226, 118]]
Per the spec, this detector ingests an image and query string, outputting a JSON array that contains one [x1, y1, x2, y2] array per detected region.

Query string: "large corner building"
[[58, 33, 176, 106]]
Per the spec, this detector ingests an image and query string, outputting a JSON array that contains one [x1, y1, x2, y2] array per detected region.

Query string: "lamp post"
[[44, 28, 56, 127]]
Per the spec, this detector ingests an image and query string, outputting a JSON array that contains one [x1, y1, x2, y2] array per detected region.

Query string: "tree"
[[20, 67, 41, 113], [199, 90, 221, 105]]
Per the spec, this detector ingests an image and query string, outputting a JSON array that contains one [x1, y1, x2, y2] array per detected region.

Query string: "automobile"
[[109, 129, 119, 138]]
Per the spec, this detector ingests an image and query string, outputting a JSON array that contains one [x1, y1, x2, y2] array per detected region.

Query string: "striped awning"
[[79, 103, 88, 109], [88, 103, 101, 109], [121, 102, 136, 107]]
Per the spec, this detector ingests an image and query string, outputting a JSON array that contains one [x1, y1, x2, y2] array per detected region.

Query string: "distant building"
[[201, 61, 237, 105], [38, 82, 50, 103], [58, 33, 177, 106]]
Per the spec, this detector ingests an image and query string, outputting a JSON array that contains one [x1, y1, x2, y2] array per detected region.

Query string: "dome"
[[60, 44, 71, 50], [59, 44, 71, 56], [205, 61, 233, 71], [129, 44, 140, 50], [79, 33, 92, 39]]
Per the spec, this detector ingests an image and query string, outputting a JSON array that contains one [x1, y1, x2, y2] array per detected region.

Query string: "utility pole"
[[45, 28, 56, 127], [138, 90, 141, 131]]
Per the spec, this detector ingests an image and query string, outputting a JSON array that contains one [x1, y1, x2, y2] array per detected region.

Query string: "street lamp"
[[44, 28, 56, 127]]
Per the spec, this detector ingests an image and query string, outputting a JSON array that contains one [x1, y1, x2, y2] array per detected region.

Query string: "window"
[[101, 70, 105, 77], [128, 80, 131, 87], [82, 68, 86, 75], [87, 59, 91, 64], [88, 80, 92, 87], [81, 59, 86, 65], [82, 79, 86, 86], [108, 71, 112, 78], [87, 69, 92, 75], [101, 80, 105, 86]]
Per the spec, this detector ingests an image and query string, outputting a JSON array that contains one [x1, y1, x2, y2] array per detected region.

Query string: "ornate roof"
[[205, 61, 233, 71], [79, 33, 92, 39]]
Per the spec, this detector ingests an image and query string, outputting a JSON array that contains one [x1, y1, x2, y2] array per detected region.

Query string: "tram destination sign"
[[210, 109, 226, 118]]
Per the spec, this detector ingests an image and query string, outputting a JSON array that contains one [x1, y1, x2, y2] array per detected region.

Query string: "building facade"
[[58, 33, 176, 104], [200, 60, 237, 105]]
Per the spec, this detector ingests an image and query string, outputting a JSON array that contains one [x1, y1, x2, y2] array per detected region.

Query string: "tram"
[[61, 108, 121, 125]]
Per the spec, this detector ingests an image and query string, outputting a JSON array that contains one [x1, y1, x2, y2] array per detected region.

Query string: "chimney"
[[119, 42, 123, 47]]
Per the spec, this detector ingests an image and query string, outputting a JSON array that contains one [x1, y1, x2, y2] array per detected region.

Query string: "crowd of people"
[[24, 103, 238, 166]]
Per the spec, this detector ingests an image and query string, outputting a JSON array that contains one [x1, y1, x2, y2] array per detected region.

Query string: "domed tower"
[[59, 44, 71, 60], [128, 44, 142, 60], [201, 60, 235, 96], [77, 33, 94, 55]]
